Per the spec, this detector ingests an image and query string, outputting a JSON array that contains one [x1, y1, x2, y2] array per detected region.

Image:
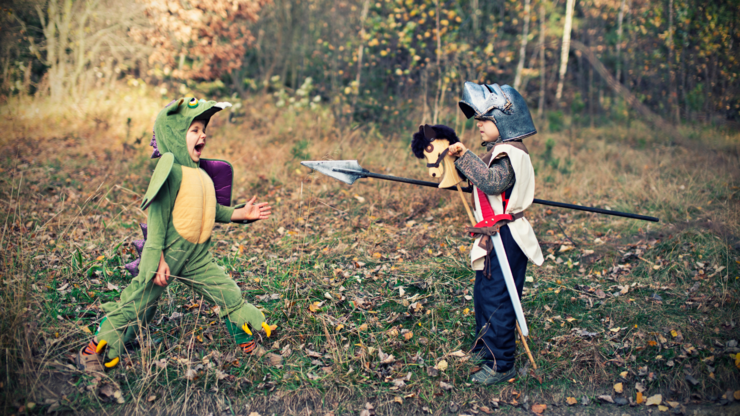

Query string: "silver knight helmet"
[[458, 82, 537, 141]]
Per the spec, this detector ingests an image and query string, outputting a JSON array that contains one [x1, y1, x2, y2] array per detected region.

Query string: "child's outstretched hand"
[[232, 196, 272, 222]]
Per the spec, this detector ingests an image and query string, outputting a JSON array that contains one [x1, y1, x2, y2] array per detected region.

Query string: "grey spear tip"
[[300, 160, 366, 185]]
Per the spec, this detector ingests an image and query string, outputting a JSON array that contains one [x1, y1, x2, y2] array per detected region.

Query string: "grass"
[[0, 86, 739, 415]]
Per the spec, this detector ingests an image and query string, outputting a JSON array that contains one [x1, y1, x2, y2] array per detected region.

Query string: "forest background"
[[1, 0, 739, 414]]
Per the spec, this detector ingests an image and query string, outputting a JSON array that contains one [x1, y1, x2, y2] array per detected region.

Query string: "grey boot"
[[470, 366, 516, 385]]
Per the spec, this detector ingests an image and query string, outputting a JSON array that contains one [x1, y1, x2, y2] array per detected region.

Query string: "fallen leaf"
[[658, 405, 669, 412], [378, 348, 395, 364], [147, 395, 157, 402], [435, 360, 448, 371], [598, 395, 614, 403], [359, 323, 368, 331], [566, 397, 577, 406], [479, 406, 492, 414], [99, 384, 114, 397], [403, 331, 413, 341], [335, 324, 344, 332], [266, 353, 283, 366], [448, 350, 467, 358], [734, 391, 740, 401], [439, 381, 454, 391], [308, 301, 323, 313], [306, 349, 323, 359], [636, 392, 643, 404], [614, 382, 623, 394], [391, 378, 407, 388], [113, 390, 124, 404], [531, 404, 546, 414], [359, 402, 375, 416], [646, 394, 662, 406]]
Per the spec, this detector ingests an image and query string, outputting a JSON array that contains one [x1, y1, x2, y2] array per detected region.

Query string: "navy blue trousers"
[[471, 225, 527, 372]]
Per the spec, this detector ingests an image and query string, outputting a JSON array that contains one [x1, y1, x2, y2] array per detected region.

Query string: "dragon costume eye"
[[187, 98, 199, 108]]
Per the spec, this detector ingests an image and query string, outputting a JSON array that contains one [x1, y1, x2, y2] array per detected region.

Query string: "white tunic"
[[470, 143, 544, 270]]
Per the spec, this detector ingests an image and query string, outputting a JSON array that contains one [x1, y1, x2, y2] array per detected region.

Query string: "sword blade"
[[491, 232, 529, 337]]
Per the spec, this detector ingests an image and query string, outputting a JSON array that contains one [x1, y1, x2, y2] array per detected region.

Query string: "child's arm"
[[231, 196, 272, 222], [450, 143, 515, 195], [143, 177, 174, 286], [214, 196, 272, 223]]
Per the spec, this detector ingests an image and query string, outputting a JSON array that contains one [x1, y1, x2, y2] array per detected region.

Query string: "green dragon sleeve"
[[215, 204, 236, 223]]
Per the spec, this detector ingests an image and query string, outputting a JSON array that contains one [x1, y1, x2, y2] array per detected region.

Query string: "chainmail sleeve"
[[454, 150, 515, 195]]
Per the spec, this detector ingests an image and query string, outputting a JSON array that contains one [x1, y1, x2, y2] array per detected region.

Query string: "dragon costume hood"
[[150, 97, 232, 168], [140, 98, 234, 211]]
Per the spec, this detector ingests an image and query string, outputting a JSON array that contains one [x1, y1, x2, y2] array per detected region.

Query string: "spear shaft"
[[332, 168, 659, 222]]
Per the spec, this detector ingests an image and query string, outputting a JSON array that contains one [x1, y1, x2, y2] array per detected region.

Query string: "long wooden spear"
[[301, 160, 660, 222]]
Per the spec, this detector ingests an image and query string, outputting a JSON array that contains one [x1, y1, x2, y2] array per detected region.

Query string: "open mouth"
[[194, 143, 205, 154]]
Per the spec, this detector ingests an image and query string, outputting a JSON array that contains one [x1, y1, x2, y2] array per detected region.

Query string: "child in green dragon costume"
[[78, 97, 273, 371]]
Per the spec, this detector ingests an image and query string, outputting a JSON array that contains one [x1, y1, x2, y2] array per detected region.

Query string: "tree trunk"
[[667, 0, 680, 124], [23, 60, 32, 95], [351, 0, 371, 119], [513, 0, 531, 90], [537, 3, 546, 118], [433, 0, 442, 124], [616, 0, 626, 83], [555, 0, 576, 105], [472, 0, 479, 36]]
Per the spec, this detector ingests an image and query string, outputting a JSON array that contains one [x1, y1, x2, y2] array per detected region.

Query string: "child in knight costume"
[[78, 98, 273, 372], [449, 82, 544, 385]]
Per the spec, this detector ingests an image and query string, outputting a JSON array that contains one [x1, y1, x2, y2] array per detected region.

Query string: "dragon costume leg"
[[177, 251, 265, 347], [97, 245, 193, 361]]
